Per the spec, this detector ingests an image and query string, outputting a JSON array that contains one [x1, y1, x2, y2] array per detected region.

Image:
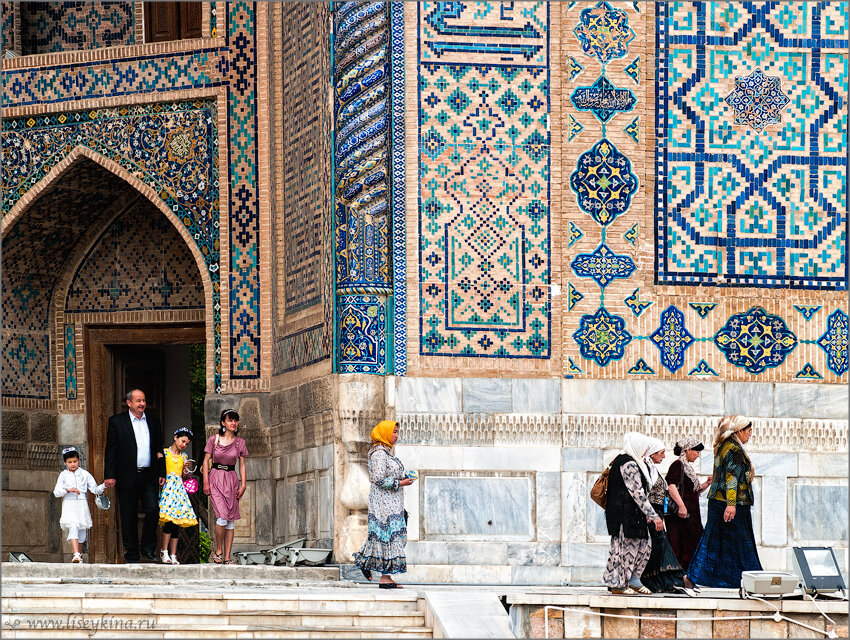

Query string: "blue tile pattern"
[[418, 1, 551, 359], [714, 306, 797, 374], [20, 2, 134, 55], [391, 1, 407, 375], [650, 305, 695, 373], [654, 1, 848, 290], [817, 308, 848, 376]]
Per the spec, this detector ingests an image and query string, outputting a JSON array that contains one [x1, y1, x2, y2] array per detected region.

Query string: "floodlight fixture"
[[792, 546, 846, 595]]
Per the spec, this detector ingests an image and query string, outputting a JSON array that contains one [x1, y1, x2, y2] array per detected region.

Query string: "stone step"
[[2, 593, 422, 613], [1, 621, 433, 639], [2, 610, 427, 630], [0, 562, 338, 582]]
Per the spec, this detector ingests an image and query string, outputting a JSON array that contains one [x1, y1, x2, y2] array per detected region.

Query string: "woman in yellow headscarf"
[[353, 420, 415, 588]]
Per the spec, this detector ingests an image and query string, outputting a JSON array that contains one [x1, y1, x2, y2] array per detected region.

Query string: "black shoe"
[[124, 556, 140, 564], [360, 568, 372, 581], [141, 552, 158, 562]]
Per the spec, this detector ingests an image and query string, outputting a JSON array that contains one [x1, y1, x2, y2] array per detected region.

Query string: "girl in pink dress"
[[202, 409, 247, 564]]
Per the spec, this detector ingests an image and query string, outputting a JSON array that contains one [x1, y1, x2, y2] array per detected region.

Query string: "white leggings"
[[215, 518, 235, 530], [66, 527, 87, 543]]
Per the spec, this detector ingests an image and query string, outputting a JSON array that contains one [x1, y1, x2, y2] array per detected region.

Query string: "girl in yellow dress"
[[159, 427, 198, 564]]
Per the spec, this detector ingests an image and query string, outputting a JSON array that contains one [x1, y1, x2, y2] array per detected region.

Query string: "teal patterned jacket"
[[707, 439, 753, 506]]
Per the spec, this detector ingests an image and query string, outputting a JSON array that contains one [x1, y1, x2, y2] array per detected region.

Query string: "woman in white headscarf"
[[639, 438, 686, 593], [602, 433, 664, 595]]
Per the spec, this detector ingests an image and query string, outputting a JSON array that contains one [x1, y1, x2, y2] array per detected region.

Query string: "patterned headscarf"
[[675, 436, 702, 491], [370, 420, 397, 449]]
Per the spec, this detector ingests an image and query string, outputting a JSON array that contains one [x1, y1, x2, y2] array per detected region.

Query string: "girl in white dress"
[[52, 447, 106, 563]]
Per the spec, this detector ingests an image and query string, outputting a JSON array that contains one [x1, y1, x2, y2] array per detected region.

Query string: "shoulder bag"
[[590, 464, 611, 509]]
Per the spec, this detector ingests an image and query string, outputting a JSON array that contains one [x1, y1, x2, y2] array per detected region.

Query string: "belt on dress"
[[211, 463, 235, 471], [137, 467, 149, 472]]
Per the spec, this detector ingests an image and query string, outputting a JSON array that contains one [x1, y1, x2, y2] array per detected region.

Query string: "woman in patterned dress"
[[689, 416, 762, 588], [159, 427, 198, 564], [640, 438, 686, 593], [665, 436, 712, 588], [353, 420, 415, 589], [603, 432, 665, 595]]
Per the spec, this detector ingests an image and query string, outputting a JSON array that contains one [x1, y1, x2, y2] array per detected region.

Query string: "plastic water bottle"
[[663, 496, 669, 515]]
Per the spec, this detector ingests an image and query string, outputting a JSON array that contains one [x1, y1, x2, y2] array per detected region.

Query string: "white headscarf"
[[644, 437, 665, 485], [622, 432, 653, 484]]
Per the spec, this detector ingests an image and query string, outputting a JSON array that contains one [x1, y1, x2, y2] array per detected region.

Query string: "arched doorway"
[[2, 155, 210, 562]]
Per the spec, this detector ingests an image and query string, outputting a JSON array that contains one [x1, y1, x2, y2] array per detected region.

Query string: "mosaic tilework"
[[281, 2, 331, 315], [338, 294, 387, 374], [418, 1, 551, 358], [655, 1, 848, 289], [273, 2, 333, 377], [2, 2, 16, 52], [567, 1, 639, 372], [225, 2, 261, 380], [1, 333, 51, 399], [273, 324, 328, 374], [19, 2, 134, 55], [64, 324, 77, 400], [2, 101, 221, 396], [334, 1, 393, 374], [561, 2, 848, 383], [391, 1, 407, 376], [2, 3, 262, 386], [65, 202, 206, 312], [2, 158, 134, 332]]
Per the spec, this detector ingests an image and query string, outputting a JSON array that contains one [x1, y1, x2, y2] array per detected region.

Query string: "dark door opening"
[[85, 324, 205, 563]]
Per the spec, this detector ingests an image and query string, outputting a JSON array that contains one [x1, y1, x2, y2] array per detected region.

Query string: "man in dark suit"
[[104, 388, 166, 563]]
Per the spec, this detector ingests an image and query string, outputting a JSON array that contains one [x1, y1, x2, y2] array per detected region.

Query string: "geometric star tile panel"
[[338, 295, 387, 374], [418, 2, 551, 358], [655, 1, 848, 290]]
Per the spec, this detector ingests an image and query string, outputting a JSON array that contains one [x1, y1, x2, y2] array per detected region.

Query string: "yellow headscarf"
[[370, 420, 397, 448]]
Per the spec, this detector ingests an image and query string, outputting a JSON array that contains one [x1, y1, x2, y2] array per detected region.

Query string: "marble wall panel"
[[725, 382, 775, 418], [562, 380, 645, 415], [396, 378, 462, 413], [462, 378, 512, 413], [774, 384, 849, 419], [761, 476, 789, 547], [791, 482, 849, 542], [422, 476, 534, 540], [536, 472, 561, 542], [563, 448, 603, 472], [562, 472, 587, 544], [645, 381, 724, 416], [512, 379, 561, 413]]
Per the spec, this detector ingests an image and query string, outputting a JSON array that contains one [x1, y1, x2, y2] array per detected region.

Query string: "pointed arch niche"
[[1, 144, 217, 412]]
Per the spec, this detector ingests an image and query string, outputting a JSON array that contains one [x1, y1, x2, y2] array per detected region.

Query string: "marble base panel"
[[390, 441, 848, 583]]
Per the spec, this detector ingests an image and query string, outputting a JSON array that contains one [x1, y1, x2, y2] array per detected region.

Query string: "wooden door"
[[85, 324, 204, 563]]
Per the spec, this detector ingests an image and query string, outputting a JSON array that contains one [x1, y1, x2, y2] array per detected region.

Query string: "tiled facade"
[[1, 2, 847, 570]]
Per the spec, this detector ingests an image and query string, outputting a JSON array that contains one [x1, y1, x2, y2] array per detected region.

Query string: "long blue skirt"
[[689, 499, 762, 588]]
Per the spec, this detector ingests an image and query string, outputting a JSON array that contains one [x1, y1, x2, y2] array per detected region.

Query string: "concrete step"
[[1, 609, 426, 629], [1, 622, 433, 638], [0, 562, 339, 583]]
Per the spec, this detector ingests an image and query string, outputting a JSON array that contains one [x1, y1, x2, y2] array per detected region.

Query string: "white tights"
[[66, 527, 87, 543]]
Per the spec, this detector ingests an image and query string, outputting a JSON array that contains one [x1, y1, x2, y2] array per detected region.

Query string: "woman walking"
[[603, 432, 664, 595], [689, 416, 762, 588], [640, 438, 685, 593], [202, 409, 248, 564], [353, 420, 415, 588], [665, 436, 711, 588]]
